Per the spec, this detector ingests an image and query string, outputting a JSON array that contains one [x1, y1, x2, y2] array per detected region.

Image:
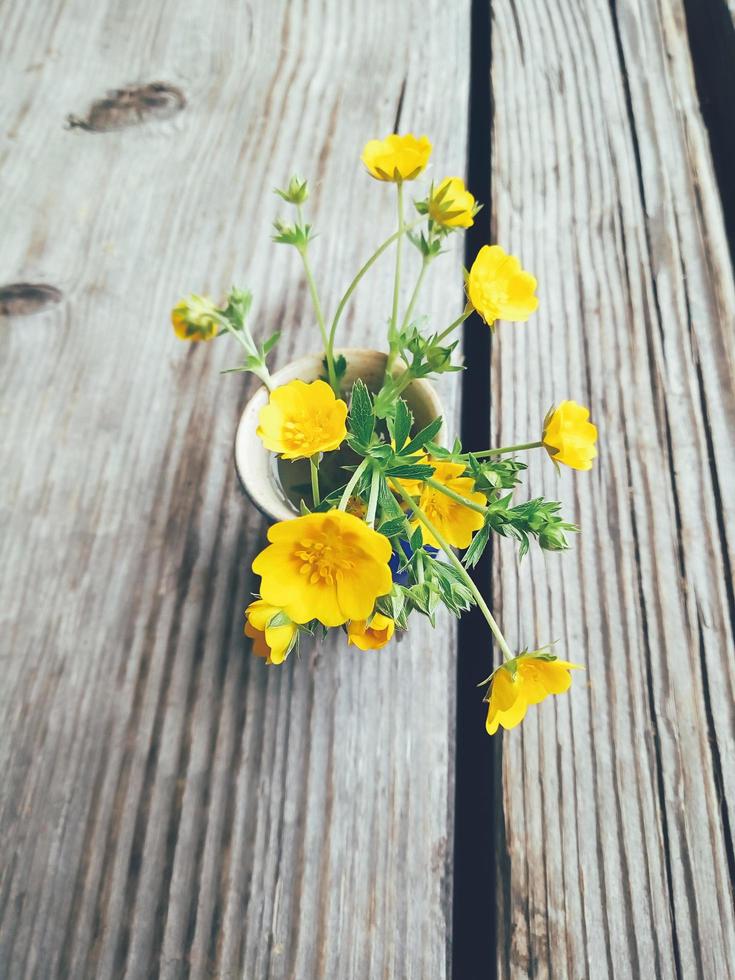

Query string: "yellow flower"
[[466, 245, 538, 325], [257, 379, 348, 460], [347, 613, 395, 650], [542, 401, 598, 471], [361, 133, 432, 182], [171, 294, 220, 341], [411, 461, 485, 549], [252, 510, 393, 628], [485, 653, 583, 734], [244, 599, 298, 665], [429, 177, 476, 228]]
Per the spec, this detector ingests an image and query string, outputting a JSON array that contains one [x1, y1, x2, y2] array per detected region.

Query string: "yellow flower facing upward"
[[171, 294, 220, 341], [257, 379, 348, 460], [429, 177, 477, 229], [466, 245, 538, 326], [252, 510, 393, 628], [543, 401, 598, 471], [361, 133, 432, 182], [411, 461, 485, 549], [244, 599, 298, 665], [485, 653, 583, 734], [347, 613, 395, 650]]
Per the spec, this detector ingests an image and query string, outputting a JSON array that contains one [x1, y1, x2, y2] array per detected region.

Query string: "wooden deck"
[[1, 1, 733, 977]]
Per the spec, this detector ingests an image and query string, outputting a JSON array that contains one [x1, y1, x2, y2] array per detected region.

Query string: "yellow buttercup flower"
[[411, 461, 485, 549], [361, 133, 432, 182], [429, 177, 476, 228], [485, 653, 583, 734], [257, 379, 348, 460], [347, 613, 395, 650], [543, 401, 598, 471], [252, 510, 393, 628], [466, 245, 538, 325], [244, 599, 298, 665], [171, 294, 220, 341]]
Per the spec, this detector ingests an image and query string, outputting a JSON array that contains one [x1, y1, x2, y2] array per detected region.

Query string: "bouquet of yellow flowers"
[[171, 133, 598, 734]]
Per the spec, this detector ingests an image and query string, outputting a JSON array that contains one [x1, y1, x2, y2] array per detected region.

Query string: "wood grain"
[[488, 0, 735, 976], [0, 1, 469, 976]]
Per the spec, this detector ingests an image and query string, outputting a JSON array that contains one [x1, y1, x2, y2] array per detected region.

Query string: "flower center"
[[282, 412, 333, 451], [295, 537, 356, 586]]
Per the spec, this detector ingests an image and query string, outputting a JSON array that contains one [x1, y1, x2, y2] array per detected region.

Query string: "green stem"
[[425, 477, 487, 514], [435, 305, 472, 343], [310, 455, 321, 506], [337, 458, 370, 511], [365, 465, 381, 527], [217, 316, 273, 390], [296, 208, 337, 392], [328, 217, 424, 354], [390, 479, 514, 661], [390, 182, 405, 337], [471, 440, 543, 458], [401, 254, 430, 332]]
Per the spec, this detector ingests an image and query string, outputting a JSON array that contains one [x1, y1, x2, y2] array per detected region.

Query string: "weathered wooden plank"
[[488, 0, 735, 976], [0, 1, 469, 976]]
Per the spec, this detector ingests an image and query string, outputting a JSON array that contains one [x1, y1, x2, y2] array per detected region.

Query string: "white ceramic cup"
[[234, 348, 445, 523]]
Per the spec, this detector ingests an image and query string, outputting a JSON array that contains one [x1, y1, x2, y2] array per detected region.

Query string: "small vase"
[[234, 348, 445, 523]]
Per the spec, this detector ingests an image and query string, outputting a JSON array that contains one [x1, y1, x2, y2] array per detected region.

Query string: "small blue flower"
[[389, 539, 438, 585]]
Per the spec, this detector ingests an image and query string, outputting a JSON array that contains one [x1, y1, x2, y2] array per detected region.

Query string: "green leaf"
[[463, 521, 491, 568], [378, 517, 407, 538], [261, 330, 281, 355], [393, 399, 413, 451], [385, 463, 435, 480], [368, 443, 393, 461], [377, 478, 405, 521], [401, 416, 443, 456], [348, 379, 374, 445]]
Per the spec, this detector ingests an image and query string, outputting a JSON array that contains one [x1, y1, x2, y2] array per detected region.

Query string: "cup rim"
[[234, 348, 445, 523]]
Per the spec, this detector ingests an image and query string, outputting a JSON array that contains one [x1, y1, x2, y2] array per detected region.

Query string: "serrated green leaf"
[[261, 330, 281, 355], [401, 416, 443, 456], [385, 463, 435, 480], [463, 522, 491, 568], [349, 379, 375, 445], [393, 399, 413, 451], [378, 518, 407, 538]]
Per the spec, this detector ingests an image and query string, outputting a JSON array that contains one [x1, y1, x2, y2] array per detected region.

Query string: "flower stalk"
[[366, 464, 381, 527], [471, 440, 543, 458], [390, 478, 514, 661], [328, 216, 426, 359], [310, 455, 321, 506]]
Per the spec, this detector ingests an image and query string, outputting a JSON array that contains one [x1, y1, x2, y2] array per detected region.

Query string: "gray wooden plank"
[[488, 0, 735, 976], [0, 1, 470, 977]]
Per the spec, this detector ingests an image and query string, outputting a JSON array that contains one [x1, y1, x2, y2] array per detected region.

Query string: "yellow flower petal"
[[429, 177, 476, 228], [466, 245, 538, 326], [411, 461, 485, 549], [171, 294, 219, 341], [361, 134, 432, 182], [256, 379, 348, 459], [244, 599, 297, 665], [347, 613, 395, 650], [485, 654, 583, 734], [252, 510, 393, 628], [542, 401, 598, 470]]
